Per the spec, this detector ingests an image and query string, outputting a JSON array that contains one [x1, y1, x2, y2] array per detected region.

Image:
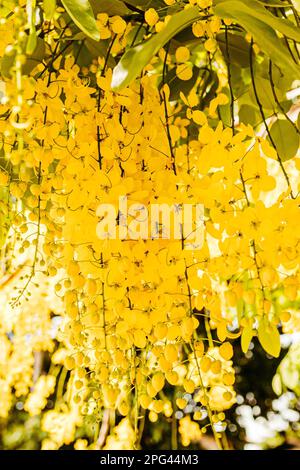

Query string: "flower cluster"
[[0, 0, 299, 450]]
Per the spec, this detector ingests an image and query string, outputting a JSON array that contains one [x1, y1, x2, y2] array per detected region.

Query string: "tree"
[[0, 0, 299, 450]]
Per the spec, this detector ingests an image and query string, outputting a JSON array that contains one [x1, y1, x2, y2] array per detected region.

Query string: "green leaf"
[[214, 1, 300, 77], [61, 0, 100, 41], [26, 0, 37, 55], [257, 320, 281, 357], [237, 0, 300, 41], [172, 27, 200, 46], [126, 25, 147, 47], [90, 0, 130, 16], [250, 76, 281, 110], [215, 0, 300, 41], [217, 32, 250, 68], [218, 87, 232, 126], [24, 37, 46, 75], [0, 185, 11, 249], [161, 65, 200, 101], [26, 30, 37, 55], [1, 37, 45, 78], [269, 119, 300, 161], [0, 53, 15, 79], [259, 59, 293, 93], [239, 104, 259, 126], [0, 0, 15, 16], [43, 0, 56, 20], [259, 1, 290, 7], [122, 0, 165, 10], [85, 39, 116, 67], [111, 6, 200, 90], [201, 69, 219, 110]]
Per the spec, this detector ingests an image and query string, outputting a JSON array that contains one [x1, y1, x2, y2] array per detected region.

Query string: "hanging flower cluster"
[[0, 0, 299, 450]]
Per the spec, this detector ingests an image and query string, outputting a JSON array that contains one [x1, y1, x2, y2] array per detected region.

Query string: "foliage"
[[0, 0, 299, 450]]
